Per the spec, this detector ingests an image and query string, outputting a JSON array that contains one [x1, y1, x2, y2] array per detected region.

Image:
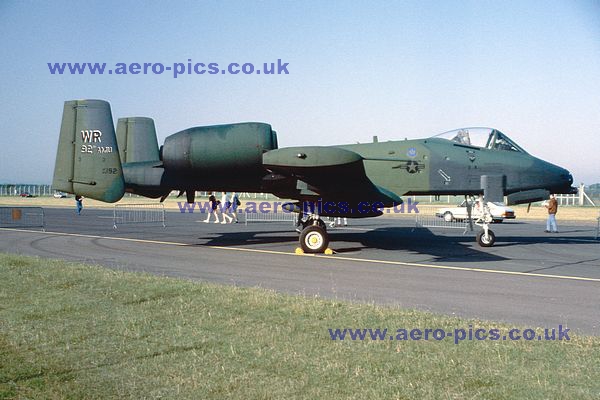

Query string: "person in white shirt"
[[220, 192, 234, 224]]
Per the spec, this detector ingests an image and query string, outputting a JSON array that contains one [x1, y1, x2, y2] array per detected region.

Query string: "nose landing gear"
[[476, 226, 496, 247], [473, 198, 496, 247]]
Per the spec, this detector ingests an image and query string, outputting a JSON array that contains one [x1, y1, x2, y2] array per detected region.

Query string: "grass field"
[[1, 253, 599, 399]]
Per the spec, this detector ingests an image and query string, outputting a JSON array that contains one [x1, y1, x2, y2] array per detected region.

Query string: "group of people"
[[328, 217, 348, 227], [204, 192, 240, 224]]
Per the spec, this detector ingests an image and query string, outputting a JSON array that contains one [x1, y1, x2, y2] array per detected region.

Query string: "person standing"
[[204, 192, 221, 223], [220, 192, 234, 224], [544, 194, 559, 233], [230, 192, 240, 223], [336, 217, 348, 226], [75, 195, 83, 215]]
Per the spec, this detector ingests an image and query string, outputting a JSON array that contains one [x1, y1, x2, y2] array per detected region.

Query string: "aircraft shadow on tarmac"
[[197, 227, 510, 263], [334, 227, 507, 262], [489, 234, 599, 247], [197, 223, 598, 263], [355, 226, 597, 253], [197, 230, 296, 247]]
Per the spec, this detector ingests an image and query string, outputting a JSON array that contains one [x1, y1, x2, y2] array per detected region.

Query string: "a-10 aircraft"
[[53, 99, 576, 253]]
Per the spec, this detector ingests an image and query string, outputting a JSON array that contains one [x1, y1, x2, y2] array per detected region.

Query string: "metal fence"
[[0, 185, 54, 197], [0, 206, 45, 231], [244, 210, 297, 226], [113, 203, 166, 229], [414, 206, 471, 233]]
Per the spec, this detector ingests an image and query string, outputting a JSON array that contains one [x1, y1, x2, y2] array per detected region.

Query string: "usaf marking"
[[81, 129, 102, 143], [80, 129, 113, 154]]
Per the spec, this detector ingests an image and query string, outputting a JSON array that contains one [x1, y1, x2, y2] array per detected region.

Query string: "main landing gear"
[[296, 212, 330, 253]]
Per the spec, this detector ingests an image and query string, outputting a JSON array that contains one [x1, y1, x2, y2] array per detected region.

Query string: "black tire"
[[443, 212, 454, 222], [477, 230, 496, 247], [300, 225, 329, 253]]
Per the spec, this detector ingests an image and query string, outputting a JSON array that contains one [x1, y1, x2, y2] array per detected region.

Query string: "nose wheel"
[[476, 229, 496, 247]]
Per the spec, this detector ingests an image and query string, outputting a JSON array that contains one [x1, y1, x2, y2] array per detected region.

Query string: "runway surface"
[[1, 207, 599, 334]]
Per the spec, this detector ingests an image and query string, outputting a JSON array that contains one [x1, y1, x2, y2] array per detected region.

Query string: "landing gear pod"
[[52, 100, 125, 202]]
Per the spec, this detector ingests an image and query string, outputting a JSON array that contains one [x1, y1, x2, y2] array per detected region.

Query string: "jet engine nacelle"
[[161, 123, 278, 176]]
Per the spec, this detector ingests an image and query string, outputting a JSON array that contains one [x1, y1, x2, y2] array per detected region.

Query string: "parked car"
[[19, 192, 33, 197], [436, 200, 516, 223], [53, 192, 68, 198]]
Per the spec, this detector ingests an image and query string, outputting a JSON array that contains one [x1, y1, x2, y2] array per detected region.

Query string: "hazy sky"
[[1, 1, 599, 184]]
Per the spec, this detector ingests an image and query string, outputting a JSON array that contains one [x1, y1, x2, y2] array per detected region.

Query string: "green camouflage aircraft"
[[53, 99, 575, 253]]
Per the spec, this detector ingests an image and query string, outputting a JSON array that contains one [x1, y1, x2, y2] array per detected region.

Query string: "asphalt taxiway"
[[1, 207, 599, 334]]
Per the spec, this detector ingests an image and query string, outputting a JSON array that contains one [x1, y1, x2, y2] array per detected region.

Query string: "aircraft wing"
[[262, 146, 402, 205]]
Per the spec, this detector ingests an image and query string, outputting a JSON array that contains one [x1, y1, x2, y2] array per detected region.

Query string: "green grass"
[[0, 253, 598, 399]]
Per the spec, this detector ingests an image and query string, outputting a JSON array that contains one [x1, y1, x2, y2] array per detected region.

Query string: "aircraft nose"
[[558, 167, 572, 184], [552, 165, 575, 193]]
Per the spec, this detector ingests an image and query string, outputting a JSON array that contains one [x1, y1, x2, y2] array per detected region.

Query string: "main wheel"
[[443, 212, 454, 222], [300, 225, 329, 253], [476, 230, 496, 247]]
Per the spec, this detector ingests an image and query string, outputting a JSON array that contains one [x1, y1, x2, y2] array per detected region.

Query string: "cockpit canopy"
[[431, 128, 528, 154]]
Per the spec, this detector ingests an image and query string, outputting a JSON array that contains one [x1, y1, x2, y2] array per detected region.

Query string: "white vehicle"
[[53, 192, 68, 198], [436, 200, 515, 223]]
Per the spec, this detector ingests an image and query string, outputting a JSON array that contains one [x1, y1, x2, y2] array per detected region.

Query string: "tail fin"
[[116, 117, 160, 163], [116, 116, 168, 199], [52, 99, 125, 202]]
